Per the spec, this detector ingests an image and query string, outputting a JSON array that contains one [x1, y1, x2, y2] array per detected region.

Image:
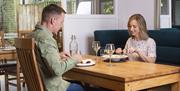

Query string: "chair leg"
[[16, 60, 21, 91], [5, 72, 9, 91], [22, 82, 26, 87], [16, 77, 21, 91], [0, 80, 1, 91]]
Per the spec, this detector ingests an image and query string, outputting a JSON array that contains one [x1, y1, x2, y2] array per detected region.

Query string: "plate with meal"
[[76, 59, 96, 67], [102, 54, 128, 62]]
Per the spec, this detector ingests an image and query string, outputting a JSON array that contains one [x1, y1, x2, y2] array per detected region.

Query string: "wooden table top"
[[0, 49, 16, 60], [0, 50, 16, 53], [71, 55, 180, 82]]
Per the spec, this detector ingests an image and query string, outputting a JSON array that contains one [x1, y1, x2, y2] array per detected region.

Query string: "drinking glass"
[[92, 41, 101, 57], [99, 49, 105, 56], [105, 44, 115, 66]]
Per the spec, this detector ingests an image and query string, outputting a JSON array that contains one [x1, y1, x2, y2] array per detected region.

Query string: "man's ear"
[[50, 17, 55, 25]]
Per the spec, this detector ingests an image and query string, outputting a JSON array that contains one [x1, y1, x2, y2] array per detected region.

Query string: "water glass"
[[92, 41, 101, 56]]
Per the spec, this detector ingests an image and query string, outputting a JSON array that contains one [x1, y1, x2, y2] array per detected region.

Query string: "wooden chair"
[[0, 31, 5, 76], [4, 59, 24, 91], [0, 62, 16, 90], [0, 31, 24, 91], [0, 31, 4, 47], [15, 38, 45, 91], [18, 30, 32, 38]]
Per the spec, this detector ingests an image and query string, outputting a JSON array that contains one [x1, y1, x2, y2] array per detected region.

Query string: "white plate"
[[1, 47, 16, 51], [102, 54, 128, 62], [76, 59, 96, 67]]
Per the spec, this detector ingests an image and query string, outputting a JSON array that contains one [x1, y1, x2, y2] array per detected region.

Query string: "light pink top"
[[124, 37, 156, 58]]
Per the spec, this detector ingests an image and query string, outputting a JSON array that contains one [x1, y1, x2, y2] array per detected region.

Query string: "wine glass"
[[105, 44, 115, 66], [92, 41, 101, 57]]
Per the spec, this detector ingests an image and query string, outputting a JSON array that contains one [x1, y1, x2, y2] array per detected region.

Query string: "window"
[[160, 0, 172, 28], [161, 0, 169, 15], [0, 0, 16, 33], [66, 0, 114, 15], [18, 1, 61, 31]]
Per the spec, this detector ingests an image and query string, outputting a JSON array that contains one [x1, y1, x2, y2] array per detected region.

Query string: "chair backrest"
[[18, 30, 32, 38], [15, 38, 45, 91]]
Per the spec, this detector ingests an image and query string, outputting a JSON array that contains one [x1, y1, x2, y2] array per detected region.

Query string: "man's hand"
[[59, 52, 71, 60], [71, 54, 82, 63]]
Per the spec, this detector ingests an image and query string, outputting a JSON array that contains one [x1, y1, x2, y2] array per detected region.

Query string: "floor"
[[0, 75, 27, 91]]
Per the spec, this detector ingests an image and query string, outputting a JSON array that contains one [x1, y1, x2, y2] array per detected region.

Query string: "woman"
[[116, 14, 156, 63]]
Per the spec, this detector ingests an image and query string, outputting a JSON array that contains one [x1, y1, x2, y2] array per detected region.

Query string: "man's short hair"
[[41, 4, 66, 22]]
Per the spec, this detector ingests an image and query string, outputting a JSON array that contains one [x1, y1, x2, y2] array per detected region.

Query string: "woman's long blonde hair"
[[127, 14, 149, 40]]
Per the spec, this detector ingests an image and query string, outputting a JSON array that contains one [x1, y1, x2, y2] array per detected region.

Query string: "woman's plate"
[[102, 54, 128, 62]]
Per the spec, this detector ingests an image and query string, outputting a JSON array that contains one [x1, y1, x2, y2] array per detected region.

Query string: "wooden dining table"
[[0, 49, 16, 60], [0, 49, 17, 74], [64, 55, 180, 91], [0, 48, 22, 91]]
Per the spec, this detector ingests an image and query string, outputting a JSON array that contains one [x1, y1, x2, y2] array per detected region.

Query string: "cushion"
[[94, 30, 129, 49], [149, 30, 180, 47], [156, 46, 180, 65]]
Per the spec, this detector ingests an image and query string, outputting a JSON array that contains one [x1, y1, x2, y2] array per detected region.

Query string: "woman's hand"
[[127, 47, 136, 54], [115, 48, 123, 54]]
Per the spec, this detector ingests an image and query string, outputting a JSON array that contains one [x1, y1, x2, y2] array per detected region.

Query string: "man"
[[31, 4, 84, 91]]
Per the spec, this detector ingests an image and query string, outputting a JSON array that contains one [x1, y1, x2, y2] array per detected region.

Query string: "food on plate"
[[81, 59, 93, 64]]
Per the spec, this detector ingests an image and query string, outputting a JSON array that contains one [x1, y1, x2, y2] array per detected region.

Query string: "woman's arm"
[[140, 38, 156, 63], [136, 50, 156, 63]]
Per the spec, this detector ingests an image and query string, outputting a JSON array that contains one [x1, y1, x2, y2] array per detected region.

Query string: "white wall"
[[64, 15, 118, 54], [63, 0, 156, 54], [117, 0, 156, 29]]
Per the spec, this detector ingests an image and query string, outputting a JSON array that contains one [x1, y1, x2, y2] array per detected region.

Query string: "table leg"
[[171, 82, 180, 91], [0, 80, 1, 91]]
